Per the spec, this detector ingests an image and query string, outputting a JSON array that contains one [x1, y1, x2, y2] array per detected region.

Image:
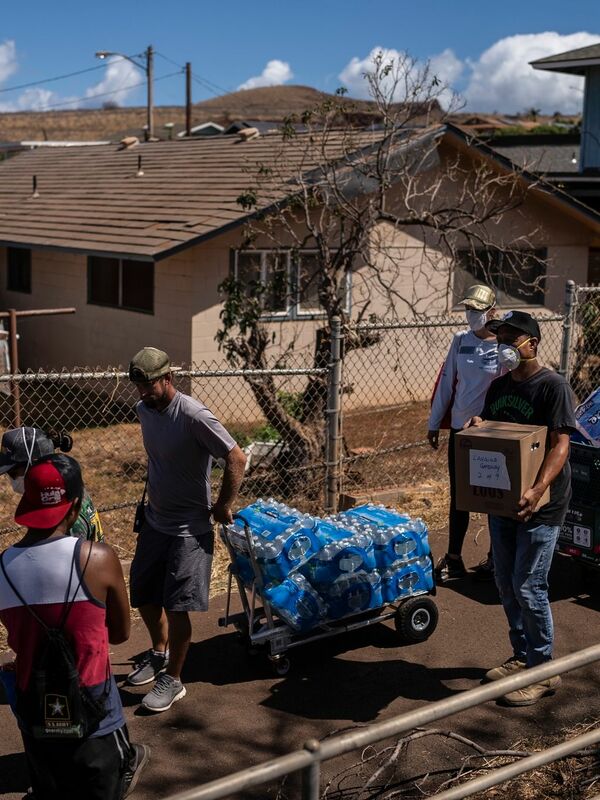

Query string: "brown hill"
[[194, 84, 378, 120], [0, 84, 442, 143]]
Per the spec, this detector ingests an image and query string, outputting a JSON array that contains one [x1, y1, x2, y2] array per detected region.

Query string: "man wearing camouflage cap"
[[127, 347, 246, 713]]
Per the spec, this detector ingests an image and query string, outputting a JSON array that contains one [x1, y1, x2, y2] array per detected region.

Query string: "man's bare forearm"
[[216, 445, 247, 509]]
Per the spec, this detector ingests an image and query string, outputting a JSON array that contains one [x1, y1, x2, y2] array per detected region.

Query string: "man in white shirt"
[[428, 284, 503, 582]]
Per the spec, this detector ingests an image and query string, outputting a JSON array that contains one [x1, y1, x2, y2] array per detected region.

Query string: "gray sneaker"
[[127, 649, 169, 686], [141, 674, 186, 713]]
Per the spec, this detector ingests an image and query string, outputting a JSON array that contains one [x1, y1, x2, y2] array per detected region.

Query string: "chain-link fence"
[[340, 313, 566, 499], [0, 356, 329, 553], [564, 284, 600, 402], [0, 302, 580, 547]]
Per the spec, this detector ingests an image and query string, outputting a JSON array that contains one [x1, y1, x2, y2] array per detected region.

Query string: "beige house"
[[0, 124, 597, 391]]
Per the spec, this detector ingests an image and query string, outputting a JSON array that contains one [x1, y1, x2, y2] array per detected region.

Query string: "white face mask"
[[498, 338, 532, 371], [9, 475, 25, 495], [6, 428, 37, 494], [465, 309, 488, 332]]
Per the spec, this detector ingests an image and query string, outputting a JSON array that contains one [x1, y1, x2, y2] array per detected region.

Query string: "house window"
[[88, 256, 154, 313], [588, 248, 600, 285], [234, 250, 351, 318], [454, 249, 547, 307], [7, 248, 31, 293]]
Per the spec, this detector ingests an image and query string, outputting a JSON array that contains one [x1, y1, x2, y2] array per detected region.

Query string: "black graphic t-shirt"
[[482, 368, 576, 525]]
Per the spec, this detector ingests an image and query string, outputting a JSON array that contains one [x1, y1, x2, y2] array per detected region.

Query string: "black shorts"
[[23, 725, 131, 800], [129, 521, 214, 612]]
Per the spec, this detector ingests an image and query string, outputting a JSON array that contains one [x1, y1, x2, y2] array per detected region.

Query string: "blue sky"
[[1, 0, 599, 113]]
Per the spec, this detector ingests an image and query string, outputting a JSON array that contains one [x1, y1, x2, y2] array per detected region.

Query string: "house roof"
[[488, 134, 581, 174], [0, 124, 597, 262], [530, 43, 600, 75], [0, 128, 434, 260]]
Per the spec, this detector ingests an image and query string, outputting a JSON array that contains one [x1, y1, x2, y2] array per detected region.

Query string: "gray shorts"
[[129, 522, 214, 612]]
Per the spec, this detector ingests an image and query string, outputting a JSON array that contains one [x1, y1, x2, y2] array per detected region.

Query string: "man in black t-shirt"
[[467, 310, 576, 707]]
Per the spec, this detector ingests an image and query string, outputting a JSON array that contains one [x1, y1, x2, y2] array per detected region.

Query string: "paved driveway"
[[1, 528, 599, 799]]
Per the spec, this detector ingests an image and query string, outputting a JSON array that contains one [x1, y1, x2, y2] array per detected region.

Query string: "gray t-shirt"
[[137, 391, 236, 536]]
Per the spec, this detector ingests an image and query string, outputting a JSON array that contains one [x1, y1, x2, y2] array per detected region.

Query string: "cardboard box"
[[455, 421, 550, 519]]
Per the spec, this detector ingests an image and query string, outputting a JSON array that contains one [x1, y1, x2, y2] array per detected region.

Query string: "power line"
[[155, 51, 230, 97], [0, 57, 133, 95], [35, 70, 182, 111]]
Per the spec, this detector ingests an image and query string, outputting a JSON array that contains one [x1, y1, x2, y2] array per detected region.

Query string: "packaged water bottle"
[[341, 503, 412, 529], [382, 556, 434, 602], [325, 571, 383, 619], [264, 573, 327, 632], [370, 523, 419, 570], [339, 505, 431, 560], [256, 521, 321, 582], [303, 530, 377, 585]]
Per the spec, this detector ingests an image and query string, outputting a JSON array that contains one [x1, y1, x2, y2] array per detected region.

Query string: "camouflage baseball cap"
[[459, 284, 496, 311], [129, 347, 171, 382]]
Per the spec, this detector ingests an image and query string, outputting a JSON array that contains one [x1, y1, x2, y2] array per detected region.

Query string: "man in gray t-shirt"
[[127, 347, 247, 713]]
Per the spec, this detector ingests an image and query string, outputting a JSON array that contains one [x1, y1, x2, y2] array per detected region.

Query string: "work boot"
[[484, 656, 527, 682], [502, 675, 561, 707], [472, 555, 495, 582], [434, 554, 467, 583], [142, 673, 186, 713], [126, 649, 169, 686]]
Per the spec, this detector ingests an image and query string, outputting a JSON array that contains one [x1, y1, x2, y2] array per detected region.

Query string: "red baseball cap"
[[15, 459, 75, 529]]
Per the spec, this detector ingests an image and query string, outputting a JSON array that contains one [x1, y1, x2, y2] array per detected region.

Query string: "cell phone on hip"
[[133, 501, 146, 533], [133, 480, 148, 533]]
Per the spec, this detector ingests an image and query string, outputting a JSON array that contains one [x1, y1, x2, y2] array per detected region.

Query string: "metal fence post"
[[301, 739, 321, 800], [8, 308, 21, 427], [559, 279, 577, 379], [325, 316, 342, 513]]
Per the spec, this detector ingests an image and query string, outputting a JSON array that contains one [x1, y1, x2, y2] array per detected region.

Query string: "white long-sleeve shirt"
[[429, 330, 503, 431]]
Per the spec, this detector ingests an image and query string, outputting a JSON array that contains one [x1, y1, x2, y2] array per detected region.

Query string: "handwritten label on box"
[[469, 449, 511, 490]]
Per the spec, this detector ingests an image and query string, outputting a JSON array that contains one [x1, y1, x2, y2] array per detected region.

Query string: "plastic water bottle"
[[382, 556, 434, 602], [254, 521, 321, 582], [264, 573, 327, 632], [369, 524, 419, 569], [325, 571, 383, 619], [303, 531, 377, 585]]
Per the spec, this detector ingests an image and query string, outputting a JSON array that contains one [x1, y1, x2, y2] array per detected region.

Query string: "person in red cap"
[[0, 454, 149, 799]]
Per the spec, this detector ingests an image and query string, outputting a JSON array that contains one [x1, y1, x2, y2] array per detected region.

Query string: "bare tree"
[[216, 51, 545, 493]]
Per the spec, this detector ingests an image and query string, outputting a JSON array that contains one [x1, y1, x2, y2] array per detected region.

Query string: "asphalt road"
[[1, 527, 599, 799]]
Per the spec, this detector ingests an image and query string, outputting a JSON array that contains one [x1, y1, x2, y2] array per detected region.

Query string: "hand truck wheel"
[[394, 596, 438, 643], [269, 655, 291, 676]]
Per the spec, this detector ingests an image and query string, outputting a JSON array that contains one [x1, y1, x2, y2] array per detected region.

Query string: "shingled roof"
[[0, 128, 437, 260], [530, 42, 600, 75]]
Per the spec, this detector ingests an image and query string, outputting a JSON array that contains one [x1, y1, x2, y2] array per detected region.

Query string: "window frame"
[[233, 249, 351, 320], [453, 248, 547, 309], [87, 256, 154, 315], [6, 247, 32, 294]]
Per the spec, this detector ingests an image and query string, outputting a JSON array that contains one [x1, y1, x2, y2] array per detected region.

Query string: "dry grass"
[[467, 721, 600, 799]]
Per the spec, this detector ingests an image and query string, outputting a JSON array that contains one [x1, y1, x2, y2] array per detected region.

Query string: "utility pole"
[[185, 62, 192, 137], [146, 45, 154, 140]]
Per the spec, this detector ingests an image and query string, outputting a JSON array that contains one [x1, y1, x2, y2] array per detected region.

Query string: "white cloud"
[[338, 46, 463, 108], [462, 32, 599, 114], [0, 40, 17, 84], [238, 59, 293, 91], [0, 49, 142, 112], [84, 56, 142, 106]]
